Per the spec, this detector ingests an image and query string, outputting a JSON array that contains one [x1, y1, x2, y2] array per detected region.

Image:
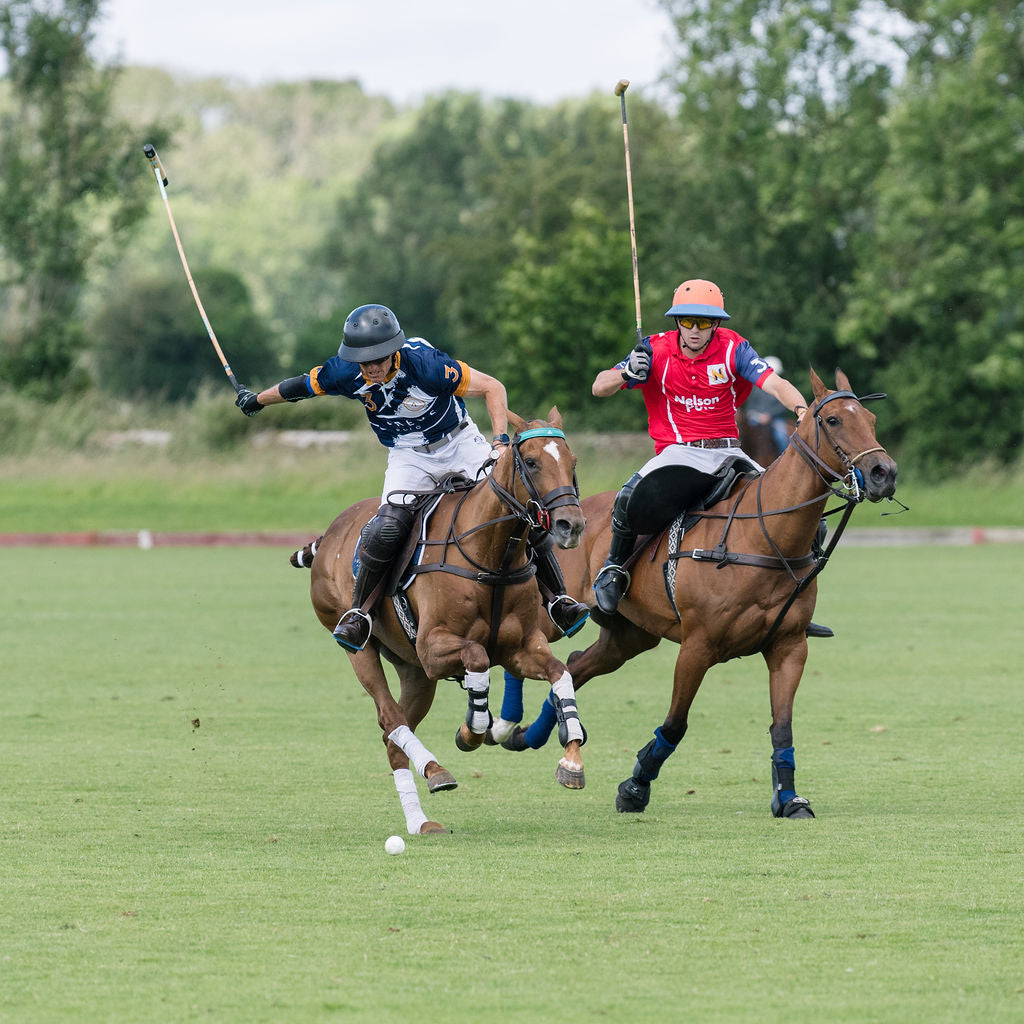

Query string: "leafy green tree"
[[838, 0, 1024, 467], [322, 90, 681, 422], [654, 0, 894, 387], [291, 309, 346, 372], [0, 0, 162, 390], [90, 269, 279, 401], [491, 199, 646, 430]]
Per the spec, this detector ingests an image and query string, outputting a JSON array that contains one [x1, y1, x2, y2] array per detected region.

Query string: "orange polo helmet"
[[664, 279, 730, 320]]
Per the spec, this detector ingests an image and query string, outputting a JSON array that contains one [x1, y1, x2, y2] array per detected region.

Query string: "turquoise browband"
[[516, 427, 566, 442]]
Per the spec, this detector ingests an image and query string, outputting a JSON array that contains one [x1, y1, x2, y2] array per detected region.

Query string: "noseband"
[[790, 389, 888, 503], [488, 427, 581, 532]]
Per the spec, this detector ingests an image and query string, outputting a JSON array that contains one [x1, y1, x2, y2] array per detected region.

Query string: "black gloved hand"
[[235, 388, 263, 416], [622, 340, 652, 382]]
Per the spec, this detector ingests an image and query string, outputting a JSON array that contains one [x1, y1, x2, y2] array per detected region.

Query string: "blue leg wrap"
[[524, 691, 557, 749], [500, 671, 525, 723], [633, 726, 679, 784], [771, 746, 796, 807]]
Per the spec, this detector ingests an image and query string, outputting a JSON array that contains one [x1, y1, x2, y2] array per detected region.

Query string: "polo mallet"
[[142, 143, 241, 394], [615, 79, 644, 346]]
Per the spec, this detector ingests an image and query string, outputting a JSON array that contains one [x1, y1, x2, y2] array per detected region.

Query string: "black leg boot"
[[530, 529, 589, 637], [592, 476, 640, 615], [333, 504, 413, 651]]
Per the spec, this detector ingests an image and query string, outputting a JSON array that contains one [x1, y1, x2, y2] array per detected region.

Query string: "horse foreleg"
[[550, 666, 586, 789], [765, 640, 815, 819], [486, 669, 525, 745], [418, 632, 493, 753], [616, 642, 708, 813], [346, 647, 453, 835], [391, 661, 452, 834], [502, 620, 661, 753]]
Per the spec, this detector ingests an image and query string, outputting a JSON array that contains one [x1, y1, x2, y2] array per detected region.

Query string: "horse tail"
[[289, 535, 324, 569]]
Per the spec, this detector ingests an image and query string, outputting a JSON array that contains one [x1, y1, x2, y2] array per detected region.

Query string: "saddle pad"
[[662, 513, 688, 623]]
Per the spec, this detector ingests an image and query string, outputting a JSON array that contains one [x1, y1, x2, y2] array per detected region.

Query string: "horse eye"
[[826, 416, 840, 427], [524, 457, 539, 470]]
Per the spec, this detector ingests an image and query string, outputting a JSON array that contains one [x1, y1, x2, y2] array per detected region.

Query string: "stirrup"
[[592, 564, 630, 614], [547, 595, 590, 638], [332, 609, 373, 651]]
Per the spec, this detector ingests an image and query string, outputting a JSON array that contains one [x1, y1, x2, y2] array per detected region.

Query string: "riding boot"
[[529, 528, 589, 638], [333, 504, 414, 652], [806, 518, 833, 637], [592, 474, 640, 615]]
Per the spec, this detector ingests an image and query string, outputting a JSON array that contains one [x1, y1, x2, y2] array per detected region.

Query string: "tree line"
[[2, 0, 1021, 470]]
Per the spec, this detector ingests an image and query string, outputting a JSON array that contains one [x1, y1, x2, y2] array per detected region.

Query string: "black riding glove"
[[235, 389, 263, 417], [622, 340, 652, 383]]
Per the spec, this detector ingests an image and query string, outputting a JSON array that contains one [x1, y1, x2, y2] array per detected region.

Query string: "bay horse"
[[499, 369, 898, 819], [308, 408, 587, 837]]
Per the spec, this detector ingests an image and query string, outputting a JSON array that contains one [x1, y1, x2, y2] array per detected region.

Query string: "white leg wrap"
[[393, 768, 428, 836], [489, 717, 516, 743], [464, 668, 491, 734], [388, 724, 435, 778], [552, 670, 584, 743]]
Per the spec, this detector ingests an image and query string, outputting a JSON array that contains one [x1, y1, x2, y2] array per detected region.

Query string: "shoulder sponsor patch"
[[707, 363, 729, 385]]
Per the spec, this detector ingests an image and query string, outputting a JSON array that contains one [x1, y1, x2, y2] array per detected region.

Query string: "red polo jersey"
[[622, 328, 773, 453]]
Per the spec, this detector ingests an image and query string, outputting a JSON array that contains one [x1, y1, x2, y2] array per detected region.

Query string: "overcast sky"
[[89, 0, 677, 105]]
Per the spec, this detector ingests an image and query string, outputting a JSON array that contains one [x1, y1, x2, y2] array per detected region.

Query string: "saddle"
[[356, 473, 479, 647], [353, 472, 478, 598]]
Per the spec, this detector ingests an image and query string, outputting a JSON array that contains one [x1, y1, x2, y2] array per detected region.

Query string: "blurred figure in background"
[[741, 355, 793, 461]]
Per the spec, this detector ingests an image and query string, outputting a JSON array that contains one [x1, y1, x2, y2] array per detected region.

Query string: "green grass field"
[[2, 542, 1021, 1023]]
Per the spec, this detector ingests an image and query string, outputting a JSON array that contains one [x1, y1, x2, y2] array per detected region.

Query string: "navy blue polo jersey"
[[305, 338, 472, 449]]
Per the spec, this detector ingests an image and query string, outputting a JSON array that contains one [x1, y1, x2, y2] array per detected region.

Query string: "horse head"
[[494, 407, 586, 549], [801, 368, 898, 502]]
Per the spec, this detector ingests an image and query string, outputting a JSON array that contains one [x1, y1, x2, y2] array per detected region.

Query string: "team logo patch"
[[400, 396, 428, 414], [707, 363, 728, 385]]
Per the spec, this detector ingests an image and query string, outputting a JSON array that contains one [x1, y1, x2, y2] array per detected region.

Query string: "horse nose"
[[869, 460, 898, 499], [553, 512, 585, 549]]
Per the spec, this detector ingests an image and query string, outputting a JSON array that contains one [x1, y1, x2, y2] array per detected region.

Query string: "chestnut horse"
[[308, 409, 587, 837], [499, 370, 898, 819]]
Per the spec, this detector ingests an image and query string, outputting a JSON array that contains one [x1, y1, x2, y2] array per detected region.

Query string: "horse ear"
[[835, 367, 852, 393], [546, 405, 563, 428], [810, 366, 827, 400], [507, 410, 525, 433]]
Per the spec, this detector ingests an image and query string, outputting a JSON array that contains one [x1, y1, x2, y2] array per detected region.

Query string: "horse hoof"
[[426, 769, 457, 793], [501, 726, 530, 752], [455, 724, 485, 752], [556, 759, 585, 790], [615, 777, 650, 813], [773, 795, 815, 818], [419, 821, 447, 834]]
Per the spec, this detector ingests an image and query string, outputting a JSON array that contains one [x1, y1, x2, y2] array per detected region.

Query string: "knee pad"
[[360, 503, 415, 563]]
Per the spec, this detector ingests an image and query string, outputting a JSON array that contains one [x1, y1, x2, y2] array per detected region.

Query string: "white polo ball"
[[384, 835, 405, 855]]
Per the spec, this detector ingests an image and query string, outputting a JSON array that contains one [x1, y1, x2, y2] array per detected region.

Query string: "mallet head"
[[142, 143, 168, 187], [614, 79, 630, 96]]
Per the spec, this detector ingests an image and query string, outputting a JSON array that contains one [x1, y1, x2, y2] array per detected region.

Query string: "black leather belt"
[[680, 438, 741, 449], [413, 418, 470, 453]]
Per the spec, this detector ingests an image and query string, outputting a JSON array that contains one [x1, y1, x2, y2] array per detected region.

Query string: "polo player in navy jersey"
[[236, 303, 589, 650]]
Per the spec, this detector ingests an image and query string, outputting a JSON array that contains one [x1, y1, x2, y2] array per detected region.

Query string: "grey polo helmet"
[[338, 304, 406, 362]]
